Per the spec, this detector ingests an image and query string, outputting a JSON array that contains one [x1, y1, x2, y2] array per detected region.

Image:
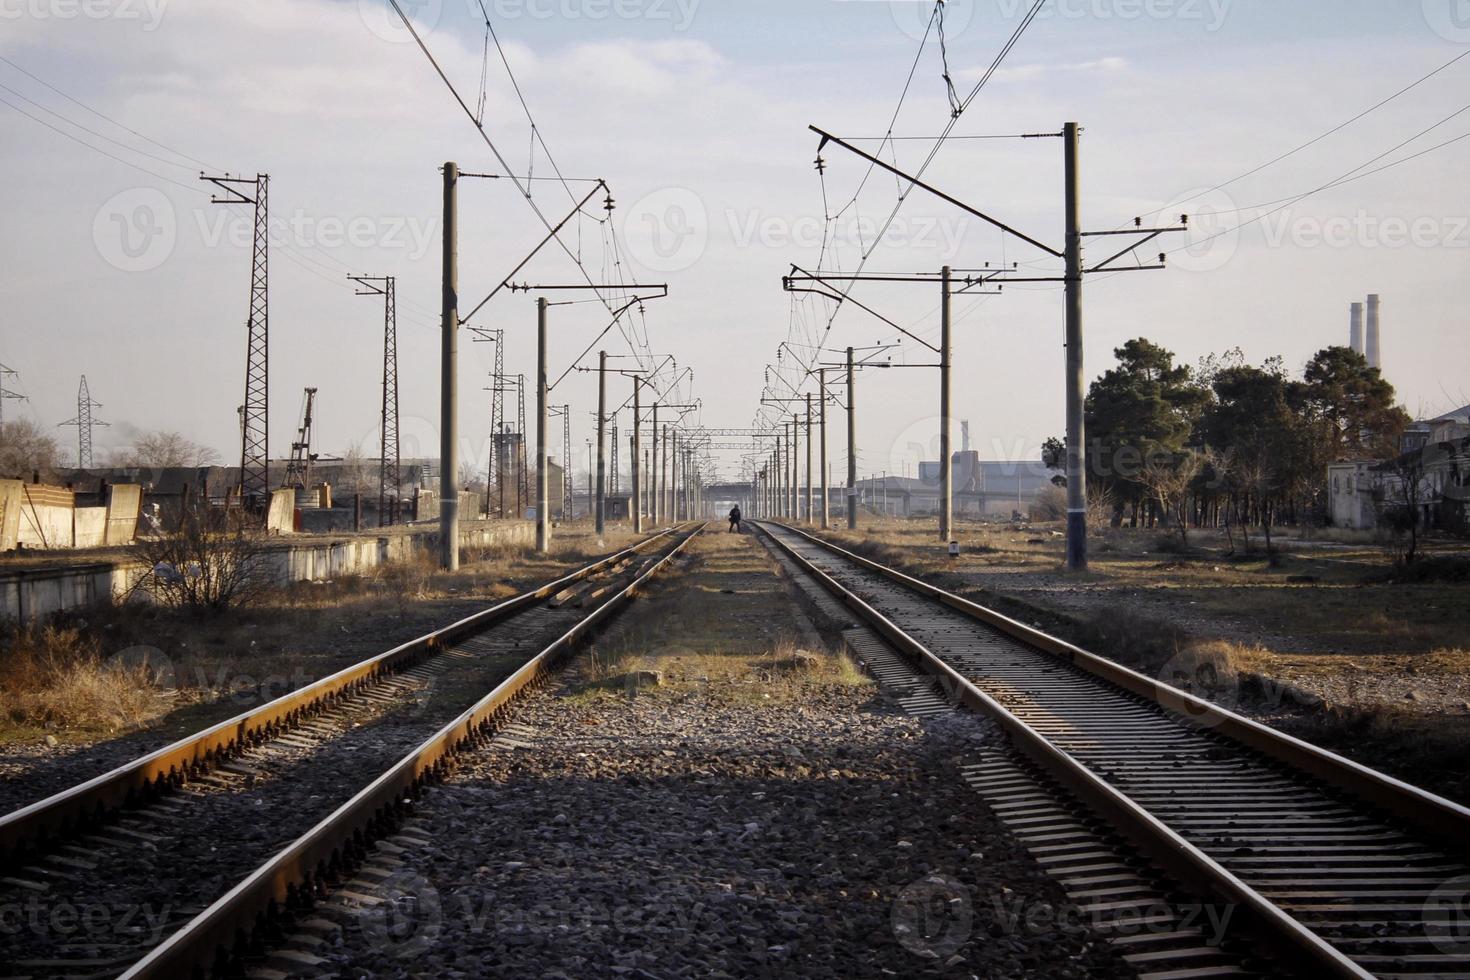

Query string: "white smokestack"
[[1366, 293, 1381, 369], [1349, 302, 1363, 354]]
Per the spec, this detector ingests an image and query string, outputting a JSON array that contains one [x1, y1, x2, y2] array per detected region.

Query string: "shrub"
[[132, 503, 270, 613]]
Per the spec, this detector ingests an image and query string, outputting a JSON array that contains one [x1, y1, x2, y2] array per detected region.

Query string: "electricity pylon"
[[203, 172, 270, 511], [59, 375, 108, 469], [350, 275, 401, 525]]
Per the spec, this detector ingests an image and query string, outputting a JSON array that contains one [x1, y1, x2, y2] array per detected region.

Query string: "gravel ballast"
[[322, 534, 1131, 978]]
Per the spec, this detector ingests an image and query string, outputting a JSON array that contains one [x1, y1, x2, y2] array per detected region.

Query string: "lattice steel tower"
[[0, 363, 24, 424], [203, 172, 270, 510], [516, 374, 529, 514], [558, 404, 573, 520], [59, 375, 107, 469], [351, 275, 401, 525], [472, 327, 506, 517]]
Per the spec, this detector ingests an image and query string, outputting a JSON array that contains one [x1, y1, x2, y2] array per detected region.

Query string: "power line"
[[0, 54, 220, 171], [0, 92, 206, 195], [1139, 48, 1470, 223]]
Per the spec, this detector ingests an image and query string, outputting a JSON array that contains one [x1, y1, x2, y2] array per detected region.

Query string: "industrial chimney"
[[1365, 294, 1381, 369], [1349, 302, 1363, 354]]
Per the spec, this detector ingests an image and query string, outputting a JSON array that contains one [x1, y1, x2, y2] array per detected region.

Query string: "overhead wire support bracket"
[[783, 265, 939, 354], [459, 179, 609, 325], [809, 124, 1063, 258]]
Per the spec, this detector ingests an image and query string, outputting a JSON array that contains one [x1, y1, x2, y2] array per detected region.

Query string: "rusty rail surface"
[[0, 525, 683, 859], [120, 522, 703, 979], [758, 521, 1470, 980]]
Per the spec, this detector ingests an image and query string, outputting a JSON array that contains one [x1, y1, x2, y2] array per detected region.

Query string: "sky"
[[1, 0, 1467, 485]]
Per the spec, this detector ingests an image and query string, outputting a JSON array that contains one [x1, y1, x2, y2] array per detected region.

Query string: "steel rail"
[[756, 521, 1392, 980], [765, 521, 1470, 844], [120, 523, 703, 980], [0, 526, 682, 860]]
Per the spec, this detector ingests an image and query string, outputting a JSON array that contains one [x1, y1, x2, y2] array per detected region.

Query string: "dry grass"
[[0, 623, 173, 734], [566, 532, 872, 704], [0, 530, 641, 744]]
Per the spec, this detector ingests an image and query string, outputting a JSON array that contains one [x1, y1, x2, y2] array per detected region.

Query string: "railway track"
[[0, 524, 700, 980], [758, 521, 1470, 980]]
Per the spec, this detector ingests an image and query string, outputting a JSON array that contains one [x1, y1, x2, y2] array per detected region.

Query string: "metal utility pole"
[[440, 162, 459, 569], [536, 297, 549, 552], [940, 264, 953, 543], [846, 346, 856, 529], [595, 351, 607, 536], [202, 172, 270, 511], [1062, 121, 1087, 570], [59, 375, 107, 469], [0, 363, 24, 424], [283, 387, 318, 491], [610, 416, 619, 496], [805, 393, 814, 526], [558, 403, 573, 522], [350, 275, 401, 525], [517, 375, 529, 516], [632, 378, 642, 532]]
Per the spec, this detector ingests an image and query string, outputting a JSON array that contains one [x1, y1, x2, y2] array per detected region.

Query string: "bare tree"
[[1141, 450, 1205, 547], [337, 442, 371, 497], [116, 430, 220, 468], [131, 502, 270, 613], [1380, 451, 1429, 565], [0, 419, 62, 481]]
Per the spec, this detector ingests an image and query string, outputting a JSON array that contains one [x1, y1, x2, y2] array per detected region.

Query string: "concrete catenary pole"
[[439, 161, 460, 571], [805, 393, 814, 525], [1062, 121, 1088, 571], [939, 264, 953, 543], [535, 296, 550, 553], [651, 405, 660, 525], [595, 351, 607, 537], [846, 345, 857, 530], [632, 378, 642, 533], [819, 372, 830, 529]]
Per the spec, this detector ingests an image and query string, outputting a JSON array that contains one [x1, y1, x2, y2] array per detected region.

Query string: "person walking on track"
[[728, 505, 742, 533]]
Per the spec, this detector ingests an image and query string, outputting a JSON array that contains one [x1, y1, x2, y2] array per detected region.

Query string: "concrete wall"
[[104, 484, 141, 545], [0, 518, 536, 621], [17, 486, 75, 549], [0, 480, 22, 551], [0, 562, 151, 622], [74, 507, 108, 548]]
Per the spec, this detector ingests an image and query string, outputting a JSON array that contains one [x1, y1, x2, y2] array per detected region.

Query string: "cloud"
[[978, 55, 1129, 82]]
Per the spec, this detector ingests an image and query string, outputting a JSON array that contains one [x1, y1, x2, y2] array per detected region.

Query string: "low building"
[[1328, 435, 1470, 533]]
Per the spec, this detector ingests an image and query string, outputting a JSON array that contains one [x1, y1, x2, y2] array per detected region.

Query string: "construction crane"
[[283, 387, 318, 492]]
